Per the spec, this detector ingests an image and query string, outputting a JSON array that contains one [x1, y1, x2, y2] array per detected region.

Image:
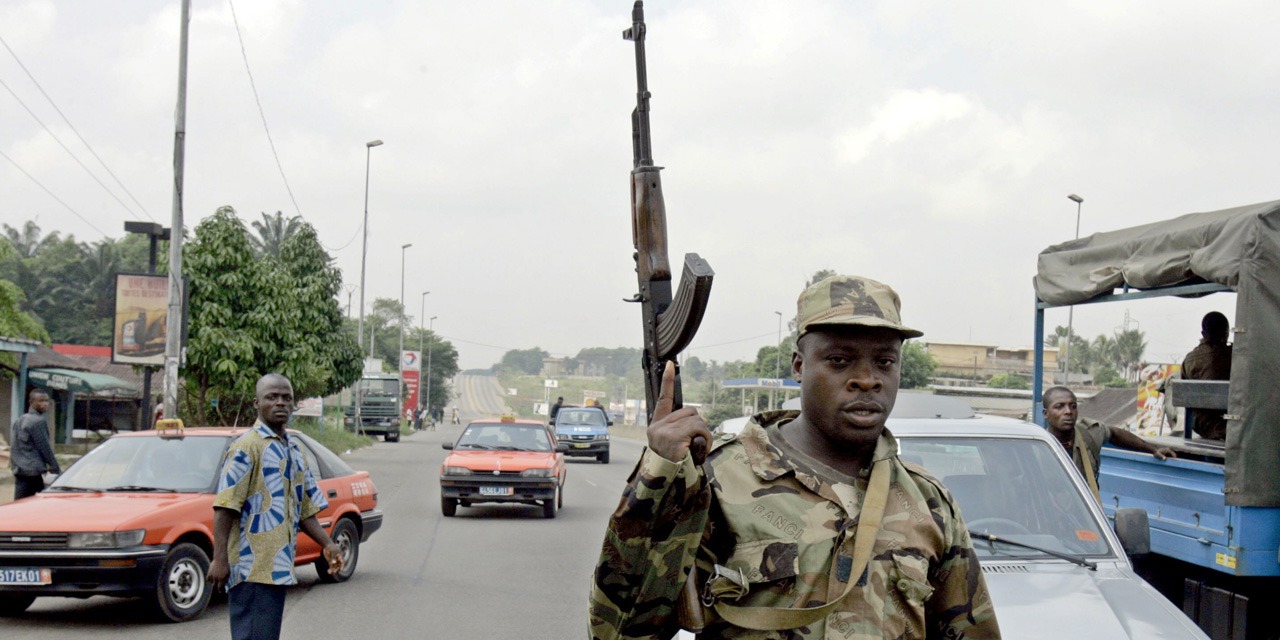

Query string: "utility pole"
[[1063, 193, 1084, 384], [399, 243, 412, 364], [162, 0, 191, 422]]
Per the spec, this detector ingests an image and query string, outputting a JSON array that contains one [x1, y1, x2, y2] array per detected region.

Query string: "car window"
[[899, 436, 1114, 559], [292, 432, 356, 479], [50, 435, 231, 493], [456, 424, 553, 452], [558, 409, 605, 426]]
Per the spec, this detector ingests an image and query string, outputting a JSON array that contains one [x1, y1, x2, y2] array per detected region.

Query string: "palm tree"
[[1112, 329, 1147, 382], [249, 211, 304, 259], [2, 221, 59, 259]]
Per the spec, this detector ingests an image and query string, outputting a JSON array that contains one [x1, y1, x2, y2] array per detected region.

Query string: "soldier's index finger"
[[653, 360, 676, 419]]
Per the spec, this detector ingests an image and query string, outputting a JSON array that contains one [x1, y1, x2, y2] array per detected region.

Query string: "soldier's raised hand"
[[647, 361, 712, 464]]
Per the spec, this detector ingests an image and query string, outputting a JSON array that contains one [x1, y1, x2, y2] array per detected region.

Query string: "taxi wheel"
[[0, 594, 35, 616], [152, 543, 212, 622], [543, 488, 559, 519], [316, 519, 360, 584], [557, 484, 564, 509], [442, 497, 458, 517]]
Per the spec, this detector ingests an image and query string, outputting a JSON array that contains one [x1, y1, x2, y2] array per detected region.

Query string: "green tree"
[[1112, 328, 1147, 382], [182, 206, 361, 425], [500, 347, 549, 375], [249, 211, 304, 259], [0, 239, 50, 372], [900, 341, 937, 389]]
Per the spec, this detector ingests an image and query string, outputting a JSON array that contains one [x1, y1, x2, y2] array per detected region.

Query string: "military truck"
[[344, 372, 403, 442], [1031, 199, 1280, 640]]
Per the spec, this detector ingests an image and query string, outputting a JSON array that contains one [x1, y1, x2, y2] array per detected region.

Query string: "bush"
[[987, 373, 1029, 390]]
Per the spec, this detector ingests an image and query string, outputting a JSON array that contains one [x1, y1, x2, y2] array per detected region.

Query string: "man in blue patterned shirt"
[[208, 373, 344, 640]]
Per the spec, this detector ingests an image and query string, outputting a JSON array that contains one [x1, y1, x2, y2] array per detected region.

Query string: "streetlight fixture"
[[1063, 193, 1084, 383], [425, 315, 438, 422], [399, 243, 413, 364], [356, 139, 384, 362]]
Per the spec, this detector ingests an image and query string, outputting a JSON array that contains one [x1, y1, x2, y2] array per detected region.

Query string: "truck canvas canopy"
[[1034, 199, 1280, 507]]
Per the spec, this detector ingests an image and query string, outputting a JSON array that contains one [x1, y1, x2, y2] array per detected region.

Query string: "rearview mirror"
[[556, 443, 569, 453], [441, 442, 453, 450], [1113, 507, 1150, 557]]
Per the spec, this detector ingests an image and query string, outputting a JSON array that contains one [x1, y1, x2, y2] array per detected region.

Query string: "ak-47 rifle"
[[622, 1, 714, 458]]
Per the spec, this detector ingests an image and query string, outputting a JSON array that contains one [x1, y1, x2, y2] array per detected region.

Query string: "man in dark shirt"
[[8, 389, 60, 501], [549, 396, 564, 422], [1181, 311, 1232, 439]]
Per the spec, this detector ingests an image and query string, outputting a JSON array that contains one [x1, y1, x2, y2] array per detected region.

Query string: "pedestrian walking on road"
[[451, 406, 460, 425], [8, 389, 60, 501], [208, 373, 345, 640]]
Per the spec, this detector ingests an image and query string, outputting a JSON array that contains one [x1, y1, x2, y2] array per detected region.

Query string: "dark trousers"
[[228, 582, 286, 640], [13, 474, 44, 501]]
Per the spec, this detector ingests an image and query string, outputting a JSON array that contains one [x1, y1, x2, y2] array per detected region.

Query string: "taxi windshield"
[[557, 409, 605, 427], [49, 435, 231, 493], [456, 424, 552, 452], [898, 436, 1114, 560]]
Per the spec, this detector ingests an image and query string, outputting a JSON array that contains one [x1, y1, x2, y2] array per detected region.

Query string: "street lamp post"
[[1063, 193, 1084, 383], [773, 310, 783, 409], [356, 139, 384, 361], [419, 291, 430, 413], [425, 315, 437, 422], [399, 243, 412, 363]]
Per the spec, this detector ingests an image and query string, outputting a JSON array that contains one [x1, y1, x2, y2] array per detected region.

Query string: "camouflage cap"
[[796, 275, 924, 339]]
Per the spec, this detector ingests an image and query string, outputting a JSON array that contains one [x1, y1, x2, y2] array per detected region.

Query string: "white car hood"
[[983, 562, 1206, 639]]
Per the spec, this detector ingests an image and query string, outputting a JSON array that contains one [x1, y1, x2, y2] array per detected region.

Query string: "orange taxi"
[[0, 426, 381, 622], [439, 416, 567, 518]]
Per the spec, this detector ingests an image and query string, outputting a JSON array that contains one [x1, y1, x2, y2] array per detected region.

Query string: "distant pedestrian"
[[550, 396, 564, 422], [208, 373, 344, 640], [451, 406, 460, 425], [8, 389, 60, 501]]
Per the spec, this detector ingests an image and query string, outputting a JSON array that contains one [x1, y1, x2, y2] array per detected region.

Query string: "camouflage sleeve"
[[589, 448, 712, 640], [927, 499, 1001, 639]]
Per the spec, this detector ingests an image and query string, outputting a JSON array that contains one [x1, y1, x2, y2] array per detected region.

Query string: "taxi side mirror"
[[1113, 507, 1151, 557], [441, 442, 454, 450]]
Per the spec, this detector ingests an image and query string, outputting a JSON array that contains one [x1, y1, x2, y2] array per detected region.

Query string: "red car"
[[0, 427, 382, 622], [439, 417, 567, 518]]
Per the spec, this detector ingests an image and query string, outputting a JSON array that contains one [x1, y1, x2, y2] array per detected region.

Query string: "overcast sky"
[[2, 1, 1273, 370]]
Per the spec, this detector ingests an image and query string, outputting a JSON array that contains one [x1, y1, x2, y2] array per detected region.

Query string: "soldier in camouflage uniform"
[[590, 275, 1000, 639]]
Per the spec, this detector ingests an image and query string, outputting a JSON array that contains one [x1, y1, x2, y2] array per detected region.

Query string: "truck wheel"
[[315, 518, 359, 583], [543, 488, 558, 519], [0, 594, 35, 616], [151, 542, 212, 622], [442, 497, 458, 517], [597, 451, 610, 464]]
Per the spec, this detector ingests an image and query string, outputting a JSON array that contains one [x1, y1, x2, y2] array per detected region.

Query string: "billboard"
[[401, 350, 422, 413], [112, 273, 168, 365]]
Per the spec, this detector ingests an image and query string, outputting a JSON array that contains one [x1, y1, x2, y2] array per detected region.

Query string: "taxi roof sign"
[[500, 414, 516, 423], [156, 418, 185, 437]]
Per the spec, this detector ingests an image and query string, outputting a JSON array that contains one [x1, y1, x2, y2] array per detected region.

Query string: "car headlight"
[[442, 466, 473, 476], [68, 530, 146, 549], [600, 434, 609, 441], [520, 468, 553, 478]]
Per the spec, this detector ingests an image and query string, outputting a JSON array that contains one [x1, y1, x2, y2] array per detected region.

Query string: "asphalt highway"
[[0, 374, 646, 639]]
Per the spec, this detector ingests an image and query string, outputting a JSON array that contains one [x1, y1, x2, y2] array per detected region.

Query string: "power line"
[[0, 73, 151, 224], [0, 31, 156, 222], [687, 331, 779, 352], [227, 0, 303, 218], [1, 147, 108, 237]]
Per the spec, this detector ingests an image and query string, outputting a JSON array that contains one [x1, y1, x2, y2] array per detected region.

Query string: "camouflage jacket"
[[589, 411, 1000, 639]]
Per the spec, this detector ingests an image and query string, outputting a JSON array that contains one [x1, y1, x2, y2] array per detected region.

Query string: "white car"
[[680, 394, 1207, 639]]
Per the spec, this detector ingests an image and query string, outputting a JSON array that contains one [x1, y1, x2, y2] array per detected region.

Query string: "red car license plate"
[[479, 486, 513, 496], [0, 568, 51, 585]]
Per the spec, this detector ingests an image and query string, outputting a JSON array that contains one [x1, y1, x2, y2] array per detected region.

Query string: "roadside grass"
[[292, 418, 375, 454]]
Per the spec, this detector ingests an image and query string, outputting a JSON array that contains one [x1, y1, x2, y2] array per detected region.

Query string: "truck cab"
[[551, 406, 612, 464], [343, 373, 403, 442]]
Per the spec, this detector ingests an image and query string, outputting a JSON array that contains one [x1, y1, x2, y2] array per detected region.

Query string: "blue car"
[[552, 406, 612, 463]]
